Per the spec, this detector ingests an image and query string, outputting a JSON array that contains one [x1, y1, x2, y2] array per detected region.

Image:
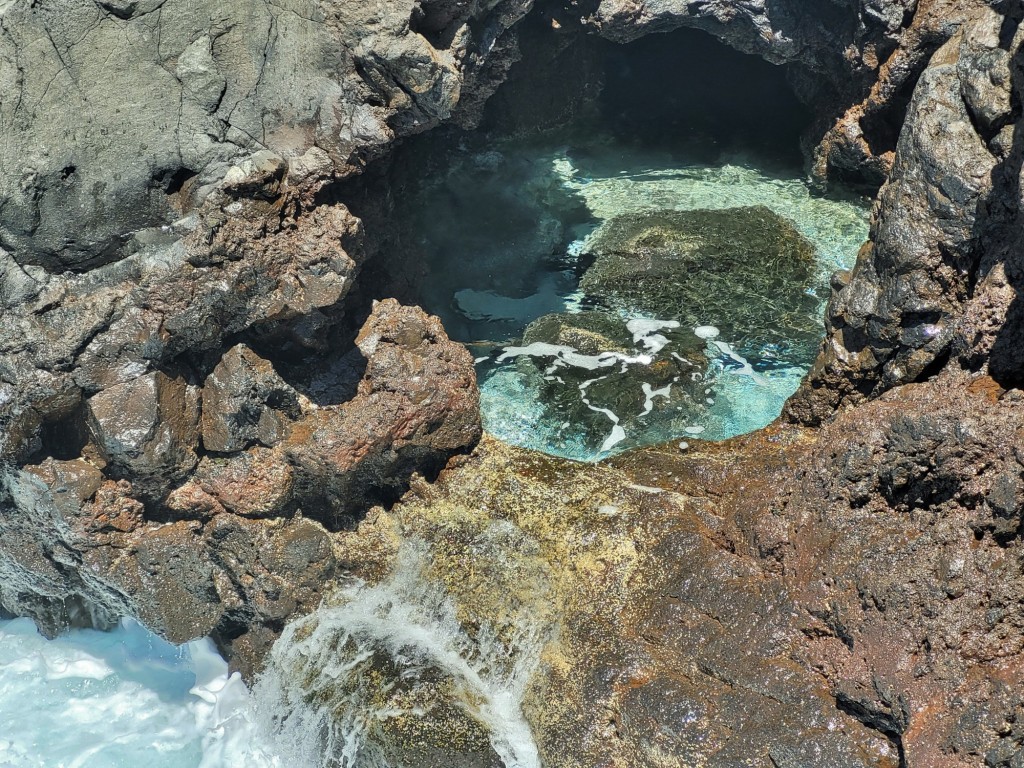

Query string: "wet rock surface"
[[0, 299, 480, 671], [298, 364, 1024, 766], [581, 206, 821, 357]]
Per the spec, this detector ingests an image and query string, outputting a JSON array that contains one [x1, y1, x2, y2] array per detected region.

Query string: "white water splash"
[[253, 543, 547, 768], [0, 617, 285, 768]]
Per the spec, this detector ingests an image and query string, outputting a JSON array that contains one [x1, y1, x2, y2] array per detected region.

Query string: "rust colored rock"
[[164, 481, 226, 520], [193, 448, 295, 518], [285, 298, 482, 527], [80, 480, 145, 535], [23, 458, 104, 518]]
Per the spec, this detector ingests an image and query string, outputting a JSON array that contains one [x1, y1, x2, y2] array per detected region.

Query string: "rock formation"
[[1, 0, 1023, 765]]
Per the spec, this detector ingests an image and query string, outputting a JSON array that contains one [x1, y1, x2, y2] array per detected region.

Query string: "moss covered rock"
[[580, 206, 822, 360]]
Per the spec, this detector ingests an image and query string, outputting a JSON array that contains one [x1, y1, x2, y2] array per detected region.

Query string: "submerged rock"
[[507, 311, 710, 453], [581, 206, 822, 360]]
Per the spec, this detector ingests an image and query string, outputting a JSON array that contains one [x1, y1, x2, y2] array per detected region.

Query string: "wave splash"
[[253, 541, 547, 768]]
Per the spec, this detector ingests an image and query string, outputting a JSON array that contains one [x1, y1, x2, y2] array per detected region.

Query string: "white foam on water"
[[710, 339, 767, 384], [640, 382, 672, 416], [470, 142, 869, 460], [626, 318, 680, 354], [0, 617, 286, 768], [253, 543, 547, 768], [599, 425, 627, 454], [496, 341, 652, 371]]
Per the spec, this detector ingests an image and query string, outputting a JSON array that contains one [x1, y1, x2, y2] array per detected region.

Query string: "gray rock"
[[0, 0, 534, 271], [789, 17, 1006, 422]]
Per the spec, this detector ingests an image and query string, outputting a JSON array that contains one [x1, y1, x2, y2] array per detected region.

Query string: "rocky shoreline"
[[1, 0, 1023, 765]]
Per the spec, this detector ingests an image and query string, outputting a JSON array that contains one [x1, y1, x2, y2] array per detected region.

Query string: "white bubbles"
[[693, 325, 720, 340]]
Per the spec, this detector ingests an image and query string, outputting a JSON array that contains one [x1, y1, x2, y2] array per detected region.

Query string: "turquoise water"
[[0, 618, 289, 767], [397, 134, 870, 460]]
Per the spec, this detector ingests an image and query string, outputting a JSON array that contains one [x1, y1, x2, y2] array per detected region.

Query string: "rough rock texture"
[[587, 0, 994, 187], [0, 0, 536, 270], [1, 0, 1024, 766], [580, 206, 821, 356], [200, 344, 300, 453], [0, 299, 480, 673], [279, 364, 1024, 766], [789, 8, 1022, 422]]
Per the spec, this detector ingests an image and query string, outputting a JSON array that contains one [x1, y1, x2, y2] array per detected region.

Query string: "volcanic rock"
[[86, 371, 200, 495], [201, 345, 300, 454]]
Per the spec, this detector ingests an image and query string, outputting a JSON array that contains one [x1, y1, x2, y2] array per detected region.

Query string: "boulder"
[[514, 311, 710, 453], [285, 299, 482, 527], [790, 13, 1010, 422], [86, 371, 200, 494], [580, 206, 821, 360], [201, 345, 300, 454]]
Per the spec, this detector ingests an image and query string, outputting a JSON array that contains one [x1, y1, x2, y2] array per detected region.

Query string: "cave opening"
[[335, 17, 870, 461]]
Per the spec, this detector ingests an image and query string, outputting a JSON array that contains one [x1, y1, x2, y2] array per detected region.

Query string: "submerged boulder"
[[506, 311, 710, 453], [580, 206, 822, 360]]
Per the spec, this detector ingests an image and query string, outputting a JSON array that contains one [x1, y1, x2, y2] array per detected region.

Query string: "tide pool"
[[392, 133, 871, 460]]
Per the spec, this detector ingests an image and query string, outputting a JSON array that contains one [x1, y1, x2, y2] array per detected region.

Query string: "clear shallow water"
[[397, 134, 871, 461], [0, 618, 288, 768]]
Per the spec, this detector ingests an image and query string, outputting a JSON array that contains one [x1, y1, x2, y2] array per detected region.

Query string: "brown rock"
[[201, 345, 300, 454], [285, 298, 481, 527], [86, 371, 200, 493], [194, 447, 295, 518], [80, 480, 145, 535], [23, 458, 104, 517]]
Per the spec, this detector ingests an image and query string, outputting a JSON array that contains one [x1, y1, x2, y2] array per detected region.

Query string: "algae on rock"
[[580, 206, 822, 360]]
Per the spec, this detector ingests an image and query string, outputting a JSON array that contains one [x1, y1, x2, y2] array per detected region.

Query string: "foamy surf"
[[0, 617, 287, 768]]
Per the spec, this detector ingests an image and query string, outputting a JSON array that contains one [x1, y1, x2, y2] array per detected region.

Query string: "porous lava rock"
[[0, 299, 481, 673], [0, 1, 1023, 765], [789, 7, 1022, 422], [200, 344, 301, 454]]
